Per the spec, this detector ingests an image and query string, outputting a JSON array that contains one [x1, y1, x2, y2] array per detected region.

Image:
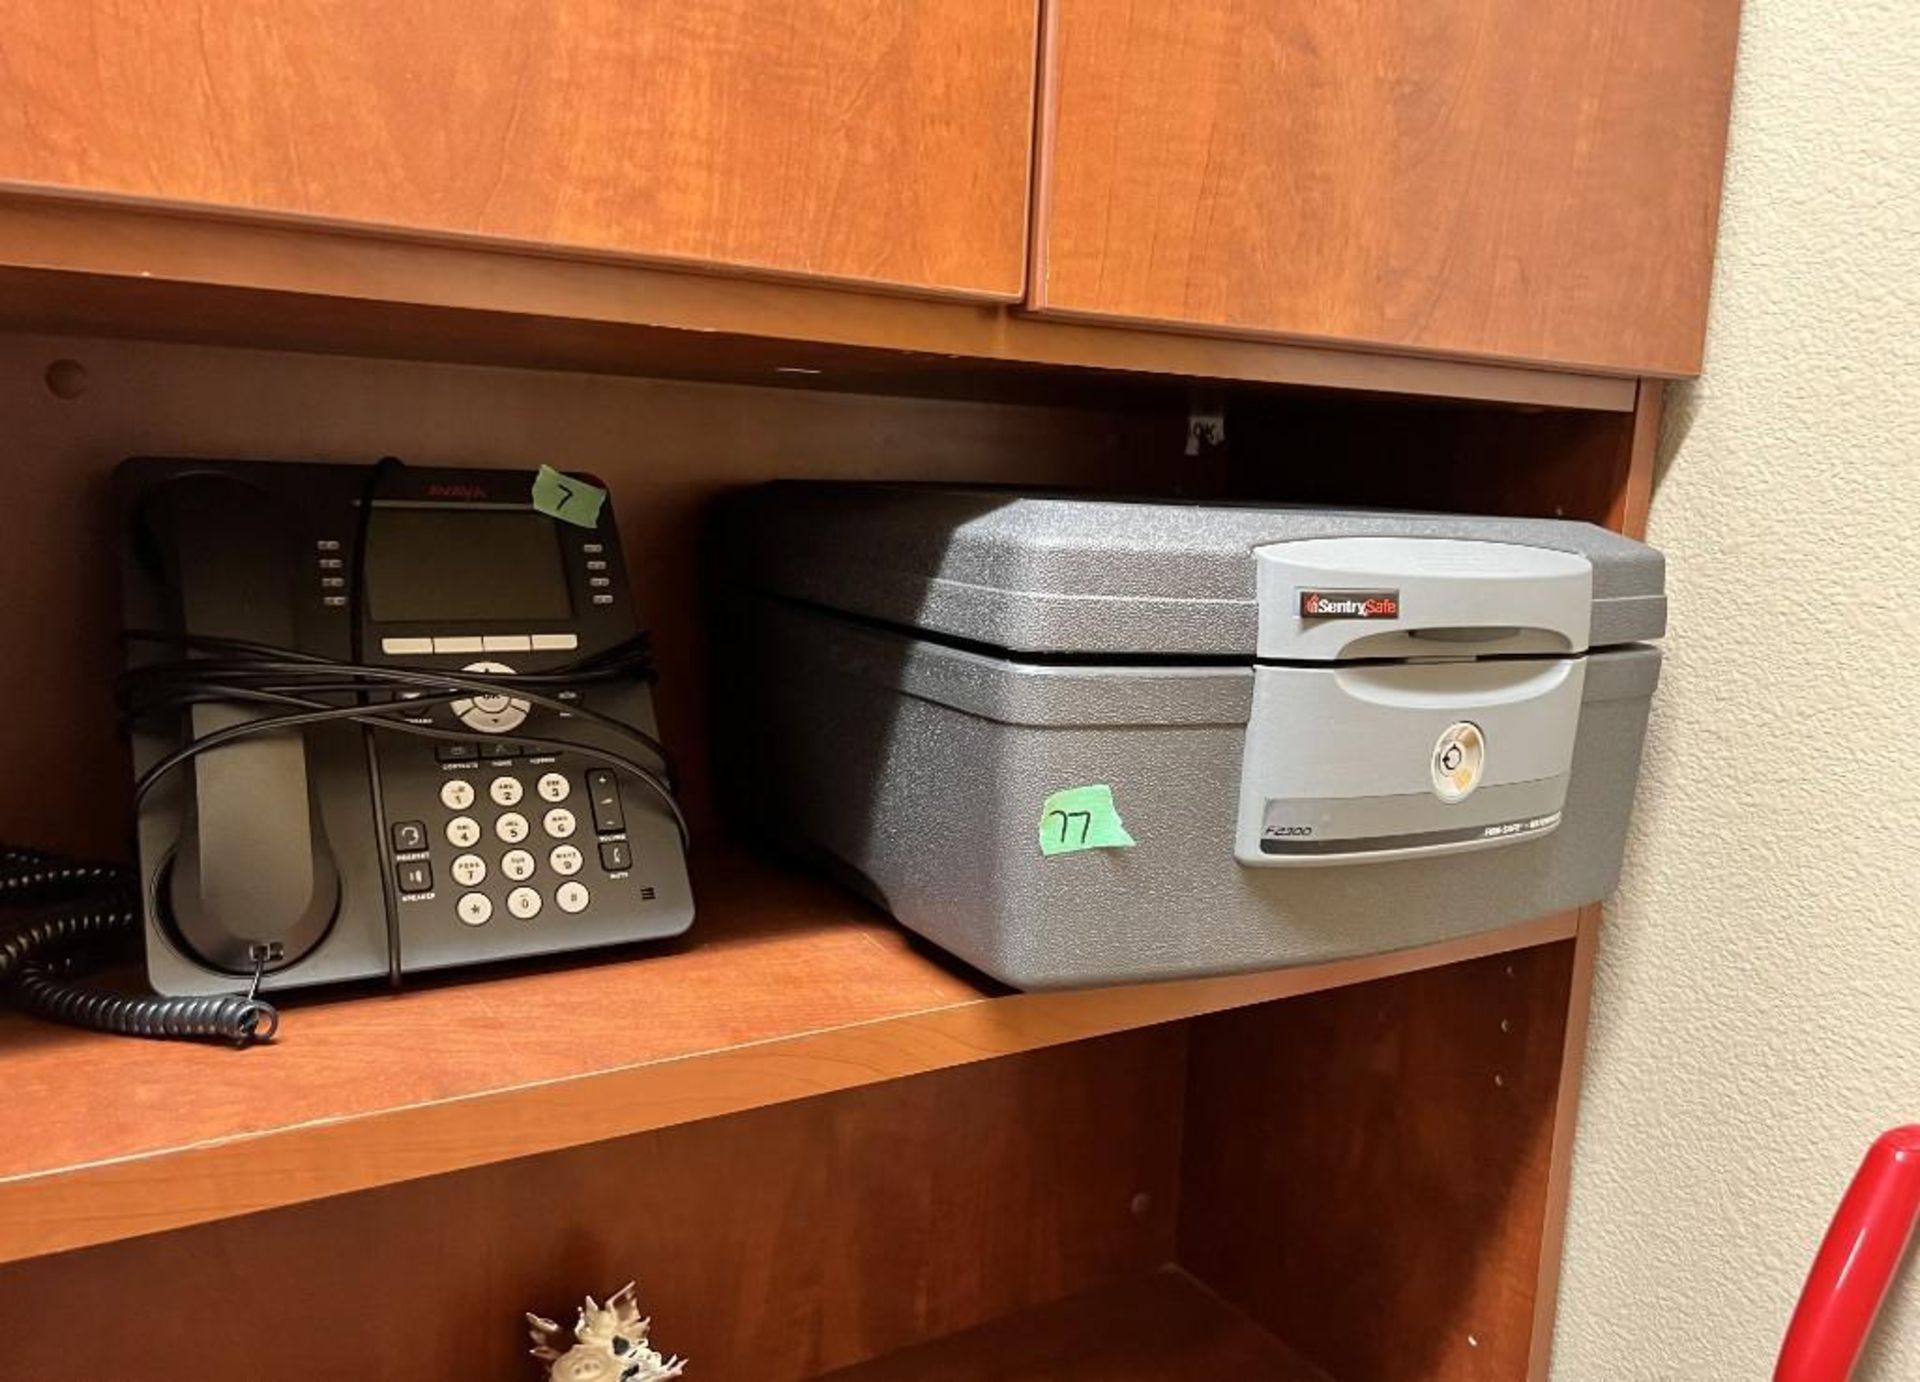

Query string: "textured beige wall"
[[1552, 1, 1920, 1376]]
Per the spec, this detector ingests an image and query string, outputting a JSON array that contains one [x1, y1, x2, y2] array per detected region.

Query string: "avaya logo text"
[[426, 482, 489, 500], [1299, 588, 1401, 620]]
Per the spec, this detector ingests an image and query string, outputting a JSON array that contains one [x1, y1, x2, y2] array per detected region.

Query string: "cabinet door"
[[0, 1, 1037, 300], [1032, 1, 1741, 375]]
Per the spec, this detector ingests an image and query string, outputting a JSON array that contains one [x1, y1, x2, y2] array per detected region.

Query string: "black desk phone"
[[0, 458, 693, 1045]]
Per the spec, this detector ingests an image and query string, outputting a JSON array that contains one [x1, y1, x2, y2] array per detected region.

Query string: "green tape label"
[[531, 465, 607, 530], [1038, 784, 1136, 856]]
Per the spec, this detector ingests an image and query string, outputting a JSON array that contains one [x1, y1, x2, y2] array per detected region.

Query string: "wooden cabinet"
[[1031, 0, 1742, 376], [0, 0, 1038, 299]]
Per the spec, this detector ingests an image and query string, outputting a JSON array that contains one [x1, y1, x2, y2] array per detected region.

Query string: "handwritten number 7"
[[554, 480, 575, 509], [1047, 809, 1093, 845]]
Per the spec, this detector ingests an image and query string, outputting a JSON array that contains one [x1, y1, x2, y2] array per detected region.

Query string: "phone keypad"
[[395, 760, 658, 942]]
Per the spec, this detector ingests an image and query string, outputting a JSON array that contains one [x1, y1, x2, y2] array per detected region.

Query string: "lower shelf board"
[[813, 1267, 1332, 1382], [0, 842, 1576, 1266]]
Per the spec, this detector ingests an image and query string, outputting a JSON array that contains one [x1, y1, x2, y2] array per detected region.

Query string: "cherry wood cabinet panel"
[[0, 0, 1039, 299], [0, 1030, 1186, 1382], [1033, 0, 1742, 375], [818, 1268, 1332, 1381], [1180, 939, 1577, 1382]]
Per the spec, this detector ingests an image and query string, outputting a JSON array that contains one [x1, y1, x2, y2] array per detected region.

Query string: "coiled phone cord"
[[0, 847, 278, 1046]]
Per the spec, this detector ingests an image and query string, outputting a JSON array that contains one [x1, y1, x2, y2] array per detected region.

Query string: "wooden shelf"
[[0, 845, 1576, 1265], [814, 1267, 1332, 1381], [0, 191, 1636, 413]]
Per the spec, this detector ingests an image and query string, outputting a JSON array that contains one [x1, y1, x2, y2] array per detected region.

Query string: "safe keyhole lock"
[[1431, 722, 1486, 803]]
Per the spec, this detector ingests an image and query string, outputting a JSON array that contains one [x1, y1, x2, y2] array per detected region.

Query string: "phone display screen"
[[364, 508, 574, 623]]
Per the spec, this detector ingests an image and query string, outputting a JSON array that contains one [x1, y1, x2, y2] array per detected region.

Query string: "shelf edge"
[[0, 193, 1636, 412], [0, 909, 1577, 1266]]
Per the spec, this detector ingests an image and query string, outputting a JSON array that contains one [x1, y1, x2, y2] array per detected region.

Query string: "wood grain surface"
[[0, 1030, 1186, 1382], [1179, 940, 1577, 1382], [0, 0, 1038, 299], [818, 1267, 1333, 1382], [0, 835, 1577, 1265], [0, 197, 1639, 411], [1033, 0, 1742, 375], [0, 331, 1580, 1266], [1226, 392, 1644, 530], [1528, 908, 1603, 1380]]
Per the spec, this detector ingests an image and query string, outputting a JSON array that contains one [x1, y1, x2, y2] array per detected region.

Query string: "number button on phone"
[[456, 893, 493, 927], [542, 807, 577, 840], [501, 849, 536, 882], [537, 772, 571, 803], [446, 816, 481, 849], [451, 853, 487, 887], [555, 881, 590, 915], [439, 778, 476, 811], [549, 844, 583, 877], [489, 776, 524, 808], [495, 812, 530, 844], [506, 886, 542, 920]]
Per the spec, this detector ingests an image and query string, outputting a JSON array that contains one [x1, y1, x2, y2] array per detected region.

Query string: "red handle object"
[[1776, 1126, 1920, 1382]]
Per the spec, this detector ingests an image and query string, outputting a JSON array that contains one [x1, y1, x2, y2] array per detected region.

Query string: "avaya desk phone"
[[0, 458, 693, 1044]]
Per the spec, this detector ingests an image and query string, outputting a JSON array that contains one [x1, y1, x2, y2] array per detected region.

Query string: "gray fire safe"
[[714, 484, 1665, 989]]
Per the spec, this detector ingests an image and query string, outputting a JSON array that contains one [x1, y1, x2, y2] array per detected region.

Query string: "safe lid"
[[717, 482, 1666, 658]]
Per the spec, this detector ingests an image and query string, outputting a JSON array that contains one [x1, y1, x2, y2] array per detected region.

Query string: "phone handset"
[[140, 473, 340, 975]]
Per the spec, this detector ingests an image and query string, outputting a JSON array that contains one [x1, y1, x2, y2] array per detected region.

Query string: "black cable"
[[119, 639, 672, 768], [128, 697, 690, 847], [117, 627, 687, 844], [0, 850, 277, 1046]]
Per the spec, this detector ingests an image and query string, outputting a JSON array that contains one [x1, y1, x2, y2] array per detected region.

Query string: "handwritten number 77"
[[1048, 809, 1093, 845]]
